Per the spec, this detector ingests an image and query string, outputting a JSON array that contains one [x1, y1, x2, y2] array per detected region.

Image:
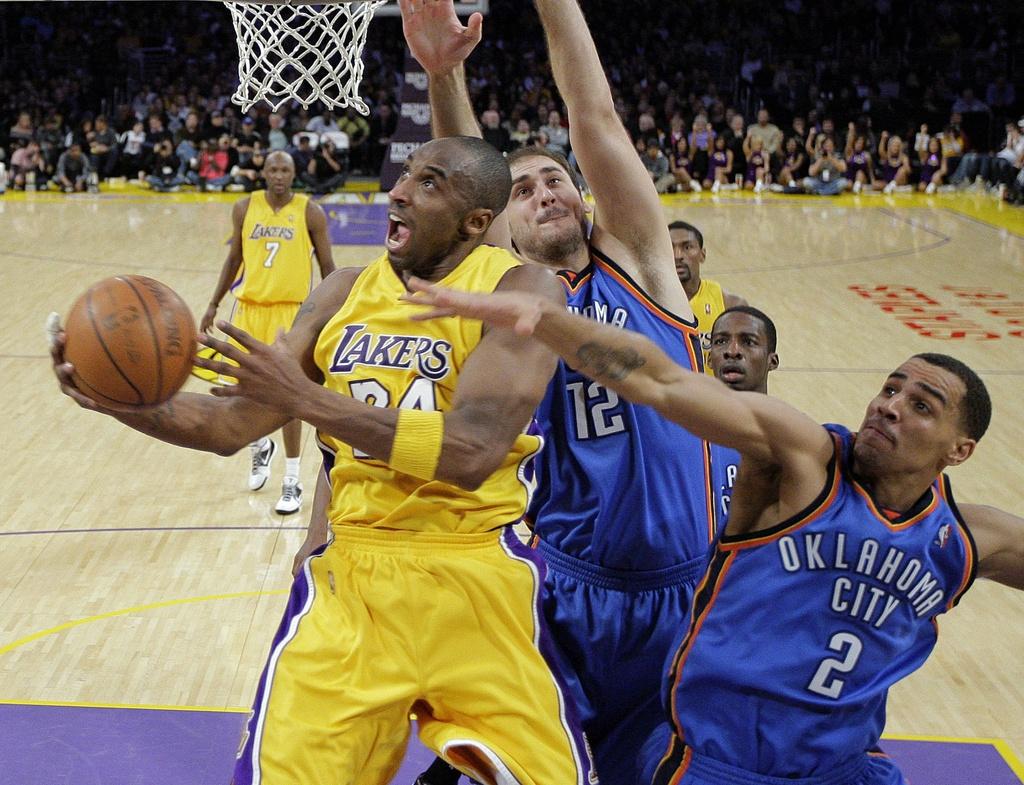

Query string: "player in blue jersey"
[[706, 306, 778, 527], [399, 0, 710, 782], [402, 282, 1024, 785]]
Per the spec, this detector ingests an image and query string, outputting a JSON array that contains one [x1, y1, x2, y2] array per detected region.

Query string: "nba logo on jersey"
[[705, 303, 712, 314], [935, 523, 951, 549]]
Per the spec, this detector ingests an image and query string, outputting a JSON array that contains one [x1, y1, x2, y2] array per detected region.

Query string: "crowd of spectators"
[[1, 0, 1021, 203]]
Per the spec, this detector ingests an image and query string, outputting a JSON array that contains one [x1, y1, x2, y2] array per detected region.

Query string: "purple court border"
[[0, 703, 1021, 785]]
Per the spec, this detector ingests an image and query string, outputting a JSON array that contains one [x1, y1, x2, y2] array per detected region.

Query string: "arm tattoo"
[[576, 342, 646, 381], [293, 301, 316, 325]]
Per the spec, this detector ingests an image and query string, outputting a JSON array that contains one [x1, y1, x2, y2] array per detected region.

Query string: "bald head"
[[416, 136, 512, 217]]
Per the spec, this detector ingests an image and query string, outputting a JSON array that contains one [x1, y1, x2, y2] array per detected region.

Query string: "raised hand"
[[399, 0, 483, 75], [402, 277, 545, 336]]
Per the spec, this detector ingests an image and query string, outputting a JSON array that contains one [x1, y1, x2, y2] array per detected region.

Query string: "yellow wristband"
[[390, 409, 444, 480]]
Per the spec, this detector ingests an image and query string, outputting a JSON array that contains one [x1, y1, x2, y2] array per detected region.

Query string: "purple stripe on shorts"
[[500, 527, 596, 785], [232, 564, 317, 785]]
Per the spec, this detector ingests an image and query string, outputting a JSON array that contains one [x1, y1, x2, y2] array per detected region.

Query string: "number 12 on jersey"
[[567, 381, 626, 440]]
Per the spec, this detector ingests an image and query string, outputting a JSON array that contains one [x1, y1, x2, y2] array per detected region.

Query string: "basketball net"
[[223, 0, 387, 114]]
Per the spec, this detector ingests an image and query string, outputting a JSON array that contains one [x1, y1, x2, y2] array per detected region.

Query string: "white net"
[[224, 0, 387, 114]]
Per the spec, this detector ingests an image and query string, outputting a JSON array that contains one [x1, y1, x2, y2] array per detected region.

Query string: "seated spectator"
[[231, 143, 267, 192], [481, 109, 511, 153], [145, 114, 173, 159], [368, 102, 397, 174], [175, 111, 203, 175], [539, 110, 569, 157], [146, 139, 186, 192], [266, 113, 290, 152], [236, 116, 262, 160], [802, 136, 849, 195], [202, 110, 228, 144], [704, 133, 733, 192], [307, 109, 341, 137], [670, 135, 700, 192], [743, 136, 770, 192], [306, 137, 347, 194], [55, 143, 93, 193], [747, 108, 783, 162], [90, 115, 120, 180], [338, 108, 370, 172], [10, 141, 47, 190], [688, 113, 715, 183], [9, 112, 35, 146], [186, 136, 234, 191], [778, 136, 808, 187], [873, 133, 912, 193], [37, 114, 64, 173], [951, 87, 989, 115], [509, 118, 533, 150], [641, 137, 675, 193], [726, 114, 747, 183], [806, 117, 838, 160], [918, 137, 947, 193], [952, 120, 1024, 192], [844, 124, 874, 194], [940, 114, 967, 174], [291, 135, 316, 187], [120, 120, 148, 180]]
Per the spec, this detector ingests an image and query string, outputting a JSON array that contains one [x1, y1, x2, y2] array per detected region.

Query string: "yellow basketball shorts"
[[217, 300, 301, 383], [232, 526, 596, 785]]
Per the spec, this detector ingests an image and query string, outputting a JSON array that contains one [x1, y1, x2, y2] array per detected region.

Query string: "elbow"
[[441, 443, 506, 492]]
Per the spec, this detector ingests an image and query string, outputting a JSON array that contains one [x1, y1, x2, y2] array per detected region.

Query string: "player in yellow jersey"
[[200, 151, 335, 514], [51, 136, 595, 785], [669, 221, 747, 374]]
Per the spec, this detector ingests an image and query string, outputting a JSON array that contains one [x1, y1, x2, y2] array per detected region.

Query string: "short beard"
[[517, 221, 587, 268]]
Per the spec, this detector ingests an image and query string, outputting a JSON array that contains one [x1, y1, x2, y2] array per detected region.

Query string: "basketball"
[[63, 275, 198, 408]]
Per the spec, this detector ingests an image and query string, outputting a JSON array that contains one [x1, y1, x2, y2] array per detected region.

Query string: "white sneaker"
[[925, 182, 937, 195], [883, 181, 896, 195], [711, 180, 721, 194], [853, 180, 863, 194], [275, 477, 303, 515], [690, 180, 702, 193], [754, 179, 764, 193], [248, 438, 277, 491]]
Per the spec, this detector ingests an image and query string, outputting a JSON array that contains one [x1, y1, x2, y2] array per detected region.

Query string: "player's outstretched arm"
[[405, 278, 831, 471], [400, 0, 512, 249], [201, 197, 248, 334], [52, 267, 360, 456], [534, 0, 688, 315], [199, 266, 562, 491], [400, 0, 482, 139], [960, 504, 1024, 591]]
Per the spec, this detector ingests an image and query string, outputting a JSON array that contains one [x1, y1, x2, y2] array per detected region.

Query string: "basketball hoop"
[[222, 0, 387, 114]]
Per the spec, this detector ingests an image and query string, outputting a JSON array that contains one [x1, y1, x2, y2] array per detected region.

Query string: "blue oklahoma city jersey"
[[528, 250, 713, 570], [710, 444, 739, 534], [665, 424, 976, 777]]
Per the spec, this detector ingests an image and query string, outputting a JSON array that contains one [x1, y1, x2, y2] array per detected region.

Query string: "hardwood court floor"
[[1, 189, 1022, 772]]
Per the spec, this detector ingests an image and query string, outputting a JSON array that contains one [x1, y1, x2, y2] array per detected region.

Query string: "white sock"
[[285, 458, 300, 480]]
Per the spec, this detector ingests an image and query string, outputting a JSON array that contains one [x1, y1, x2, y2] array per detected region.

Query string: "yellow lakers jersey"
[[313, 246, 544, 534], [690, 277, 727, 375], [234, 191, 315, 304]]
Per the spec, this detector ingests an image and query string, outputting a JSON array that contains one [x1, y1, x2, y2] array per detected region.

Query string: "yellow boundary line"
[[0, 589, 288, 656], [0, 698, 247, 714], [883, 733, 1024, 778]]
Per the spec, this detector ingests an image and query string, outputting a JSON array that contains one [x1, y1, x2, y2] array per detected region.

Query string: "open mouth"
[[717, 364, 745, 383], [386, 213, 412, 252]]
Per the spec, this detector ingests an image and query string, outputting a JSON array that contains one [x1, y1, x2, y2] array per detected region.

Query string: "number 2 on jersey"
[[806, 631, 863, 699]]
